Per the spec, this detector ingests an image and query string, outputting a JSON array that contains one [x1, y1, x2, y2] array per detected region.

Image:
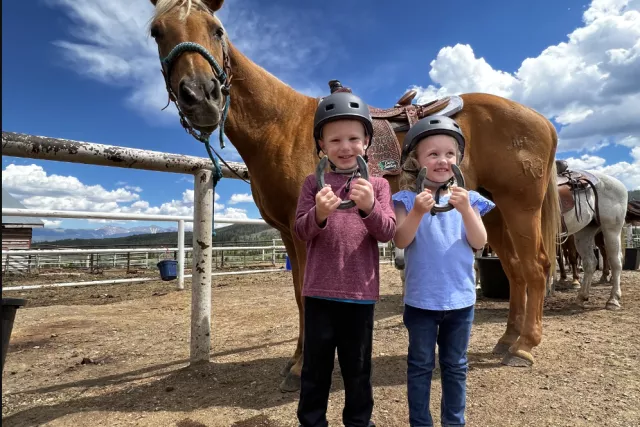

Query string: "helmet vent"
[[349, 102, 360, 109], [325, 104, 335, 111]]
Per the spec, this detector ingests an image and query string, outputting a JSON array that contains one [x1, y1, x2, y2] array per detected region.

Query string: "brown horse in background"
[[148, 0, 561, 390], [558, 233, 610, 287]]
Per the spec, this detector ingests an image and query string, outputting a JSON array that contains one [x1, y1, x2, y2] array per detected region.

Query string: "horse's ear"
[[204, 0, 224, 11], [149, 0, 157, 5]]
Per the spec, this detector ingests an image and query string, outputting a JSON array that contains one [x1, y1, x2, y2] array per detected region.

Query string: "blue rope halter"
[[160, 37, 232, 188]]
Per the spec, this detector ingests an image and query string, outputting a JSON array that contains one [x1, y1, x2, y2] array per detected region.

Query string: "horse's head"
[[149, 0, 231, 139]]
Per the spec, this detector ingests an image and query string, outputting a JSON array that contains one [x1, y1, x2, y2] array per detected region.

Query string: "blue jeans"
[[403, 304, 474, 427]]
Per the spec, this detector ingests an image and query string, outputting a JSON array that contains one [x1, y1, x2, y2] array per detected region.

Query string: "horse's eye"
[[214, 27, 224, 38], [150, 25, 162, 39]]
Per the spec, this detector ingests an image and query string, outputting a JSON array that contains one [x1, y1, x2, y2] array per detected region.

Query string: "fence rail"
[[2, 129, 259, 364], [1, 245, 288, 273]]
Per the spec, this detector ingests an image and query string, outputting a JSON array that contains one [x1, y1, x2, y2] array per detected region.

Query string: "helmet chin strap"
[[421, 175, 453, 188], [421, 174, 455, 205], [329, 160, 359, 174], [327, 147, 368, 174]]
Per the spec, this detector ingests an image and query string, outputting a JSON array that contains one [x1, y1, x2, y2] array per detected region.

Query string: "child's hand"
[[315, 185, 341, 224], [413, 189, 435, 215], [449, 186, 471, 213], [349, 178, 375, 215]]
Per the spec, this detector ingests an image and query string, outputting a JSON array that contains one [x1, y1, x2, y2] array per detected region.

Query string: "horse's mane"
[[152, 0, 213, 22]]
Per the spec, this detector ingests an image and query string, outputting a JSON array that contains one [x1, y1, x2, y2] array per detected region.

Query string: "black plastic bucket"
[[623, 248, 640, 270], [2, 298, 26, 372], [477, 257, 510, 300]]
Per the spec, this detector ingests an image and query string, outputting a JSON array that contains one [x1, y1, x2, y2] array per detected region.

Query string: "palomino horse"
[[550, 168, 628, 309], [148, 0, 560, 390]]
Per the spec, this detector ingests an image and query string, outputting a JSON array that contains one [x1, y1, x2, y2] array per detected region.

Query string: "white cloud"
[[560, 146, 640, 189], [124, 185, 142, 192], [45, 0, 327, 154], [1, 164, 255, 220], [409, 0, 640, 155], [42, 220, 62, 228], [228, 193, 254, 204], [2, 164, 139, 204], [562, 154, 608, 170], [215, 207, 250, 229]]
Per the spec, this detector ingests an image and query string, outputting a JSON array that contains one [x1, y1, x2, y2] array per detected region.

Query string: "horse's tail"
[[541, 128, 561, 280]]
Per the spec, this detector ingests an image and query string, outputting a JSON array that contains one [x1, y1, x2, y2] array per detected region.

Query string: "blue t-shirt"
[[392, 190, 495, 311]]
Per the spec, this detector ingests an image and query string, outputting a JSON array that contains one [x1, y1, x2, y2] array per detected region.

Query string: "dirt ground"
[[2, 265, 639, 427]]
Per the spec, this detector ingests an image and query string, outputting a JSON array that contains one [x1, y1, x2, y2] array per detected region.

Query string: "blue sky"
[[2, 0, 639, 230]]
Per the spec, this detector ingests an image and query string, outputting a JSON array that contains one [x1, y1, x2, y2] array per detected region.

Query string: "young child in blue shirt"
[[392, 115, 495, 427]]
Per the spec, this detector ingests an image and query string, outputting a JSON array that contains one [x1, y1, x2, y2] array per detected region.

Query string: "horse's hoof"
[[501, 349, 534, 367], [279, 371, 301, 393], [492, 342, 511, 355], [575, 295, 588, 308], [605, 300, 621, 311], [571, 280, 580, 289], [279, 359, 295, 377]]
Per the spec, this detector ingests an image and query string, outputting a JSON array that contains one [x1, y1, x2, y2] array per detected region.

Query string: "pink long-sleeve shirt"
[[294, 172, 397, 301]]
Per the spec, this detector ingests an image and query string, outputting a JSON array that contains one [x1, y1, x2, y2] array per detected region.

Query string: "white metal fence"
[[1, 131, 255, 363], [1, 243, 289, 274]]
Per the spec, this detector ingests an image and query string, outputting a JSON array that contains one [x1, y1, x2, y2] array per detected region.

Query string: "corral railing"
[[1, 207, 274, 285], [2, 240, 289, 273], [2, 131, 255, 363]]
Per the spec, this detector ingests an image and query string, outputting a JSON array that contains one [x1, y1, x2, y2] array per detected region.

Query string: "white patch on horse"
[[152, 0, 213, 23]]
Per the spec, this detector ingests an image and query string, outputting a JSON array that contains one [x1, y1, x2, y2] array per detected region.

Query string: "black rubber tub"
[[2, 298, 27, 372], [477, 257, 510, 300]]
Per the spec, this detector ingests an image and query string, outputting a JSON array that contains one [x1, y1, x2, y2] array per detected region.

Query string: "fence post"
[[272, 239, 276, 266], [177, 219, 185, 290], [190, 169, 213, 364], [126, 252, 131, 273]]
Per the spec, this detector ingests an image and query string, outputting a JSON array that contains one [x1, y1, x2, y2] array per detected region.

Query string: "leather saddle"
[[555, 159, 601, 233], [325, 80, 464, 178]]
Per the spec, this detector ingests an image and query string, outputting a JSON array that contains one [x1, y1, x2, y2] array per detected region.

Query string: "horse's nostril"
[[179, 80, 201, 106], [205, 79, 219, 101]]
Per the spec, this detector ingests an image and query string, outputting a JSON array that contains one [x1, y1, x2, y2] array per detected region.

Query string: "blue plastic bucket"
[[285, 256, 292, 271], [157, 260, 178, 281]]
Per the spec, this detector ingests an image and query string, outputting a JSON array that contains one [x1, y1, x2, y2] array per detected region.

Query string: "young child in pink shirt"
[[294, 91, 396, 427]]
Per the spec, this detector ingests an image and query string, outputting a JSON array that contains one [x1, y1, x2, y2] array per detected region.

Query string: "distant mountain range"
[[32, 225, 178, 242], [31, 223, 279, 247]]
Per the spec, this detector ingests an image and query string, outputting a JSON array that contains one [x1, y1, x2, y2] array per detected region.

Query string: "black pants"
[[297, 297, 375, 427]]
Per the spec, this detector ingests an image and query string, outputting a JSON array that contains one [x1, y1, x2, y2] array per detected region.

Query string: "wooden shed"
[[2, 188, 44, 272]]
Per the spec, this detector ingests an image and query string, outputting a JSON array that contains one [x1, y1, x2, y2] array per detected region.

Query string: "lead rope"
[[329, 161, 360, 198]]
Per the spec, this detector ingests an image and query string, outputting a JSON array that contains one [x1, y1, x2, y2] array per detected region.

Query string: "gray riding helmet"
[[401, 115, 466, 165], [313, 92, 374, 154]]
